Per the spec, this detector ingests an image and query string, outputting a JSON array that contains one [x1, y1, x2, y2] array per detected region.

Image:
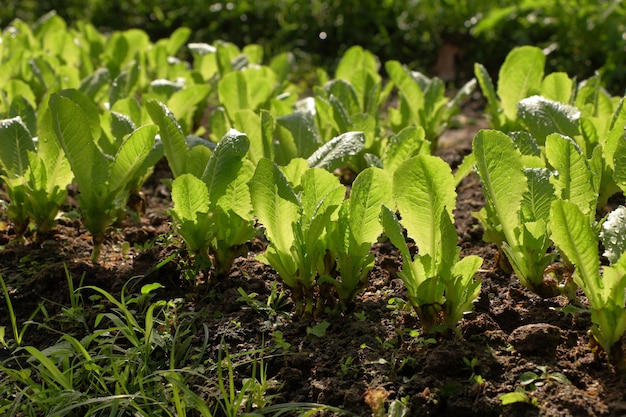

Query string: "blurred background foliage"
[[2, 0, 625, 93]]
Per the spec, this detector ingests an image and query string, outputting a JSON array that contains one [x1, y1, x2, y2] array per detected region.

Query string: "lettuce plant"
[[381, 155, 482, 334], [322, 167, 393, 311], [385, 60, 476, 151], [475, 46, 546, 132], [551, 201, 626, 370], [0, 116, 73, 239], [249, 158, 345, 317], [472, 129, 579, 299], [48, 90, 160, 262], [170, 130, 256, 280]]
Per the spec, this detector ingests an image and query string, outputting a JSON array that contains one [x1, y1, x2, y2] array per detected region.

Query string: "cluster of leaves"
[[471, 45, 626, 367], [2, 13, 626, 376], [0, 16, 484, 342]]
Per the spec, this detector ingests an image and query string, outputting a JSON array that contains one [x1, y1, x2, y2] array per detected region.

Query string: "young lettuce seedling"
[[551, 201, 626, 370], [385, 60, 476, 152], [474, 46, 545, 132], [170, 130, 256, 281], [48, 90, 160, 262], [0, 116, 73, 239], [473, 129, 580, 299], [249, 158, 345, 317], [381, 155, 482, 334], [321, 167, 393, 311]]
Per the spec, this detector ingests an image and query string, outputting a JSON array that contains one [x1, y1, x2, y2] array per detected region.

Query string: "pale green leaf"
[[200, 129, 250, 206], [146, 99, 189, 178], [541, 72, 573, 104], [347, 167, 393, 256], [0, 116, 35, 177], [518, 95, 580, 143], [545, 133, 596, 216], [473, 130, 526, 247], [550, 200, 601, 305], [497, 46, 545, 123], [109, 125, 159, 194], [300, 168, 344, 251], [520, 168, 555, 223], [393, 155, 456, 261], [249, 158, 300, 254], [381, 126, 429, 173], [171, 173, 209, 222], [306, 131, 365, 169], [277, 103, 322, 160], [218, 159, 255, 220], [48, 93, 109, 200]]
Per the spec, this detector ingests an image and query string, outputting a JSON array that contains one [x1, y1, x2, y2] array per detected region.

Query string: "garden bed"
[[1, 106, 623, 416]]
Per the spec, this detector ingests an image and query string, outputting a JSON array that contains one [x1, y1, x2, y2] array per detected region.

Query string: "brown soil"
[[1, 107, 625, 416]]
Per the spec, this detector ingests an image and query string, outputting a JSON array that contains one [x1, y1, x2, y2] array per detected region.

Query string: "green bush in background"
[[2, 0, 625, 93]]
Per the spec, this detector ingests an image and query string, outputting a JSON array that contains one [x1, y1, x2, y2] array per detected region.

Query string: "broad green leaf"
[[109, 111, 136, 141], [218, 66, 276, 119], [167, 84, 211, 130], [78, 67, 110, 102], [233, 109, 271, 164], [518, 95, 580, 143], [520, 168, 555, 223], [385, 60, 424, 126], [109, 63, 141, 106], [381, 126, 429, 173], [335, 45, 381, 113], [473, 130, 526, 248], [218, 159, 255, 220], [545, 133, 596, 216], [9, 94, 37, 137], [104, 29, 150, 76], [276, 104, 321, 160], [510, 131, 542, 157], [306, 131, 365, 169], [249, 158, 300, 254], [108, 125, 159, 194], [171, 174, 209, 222], [48, 93, 109, 200], [165, 27, 191, 56], [300, 168, 344, 229], [146, 99, 188, 178], [0, 116, 35, 177], [269, 51, 295, 86], [171, 173, 212, 253], [497, 46, 545, 123], [550, 199, 600, 305], [393, 155, 456, 262], [347, 167, 393, 256], [281, 158, 309, 191], [300, 168, 344, 251], [200, 129, 250, 204], [58, 88, 102, 142], [540, 72, 573, 104], [326, 79, 361, 119]]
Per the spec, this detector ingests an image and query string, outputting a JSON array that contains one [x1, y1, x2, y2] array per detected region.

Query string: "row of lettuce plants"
[[1, 17, 626, 368], [471, 46, 626, 369]]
